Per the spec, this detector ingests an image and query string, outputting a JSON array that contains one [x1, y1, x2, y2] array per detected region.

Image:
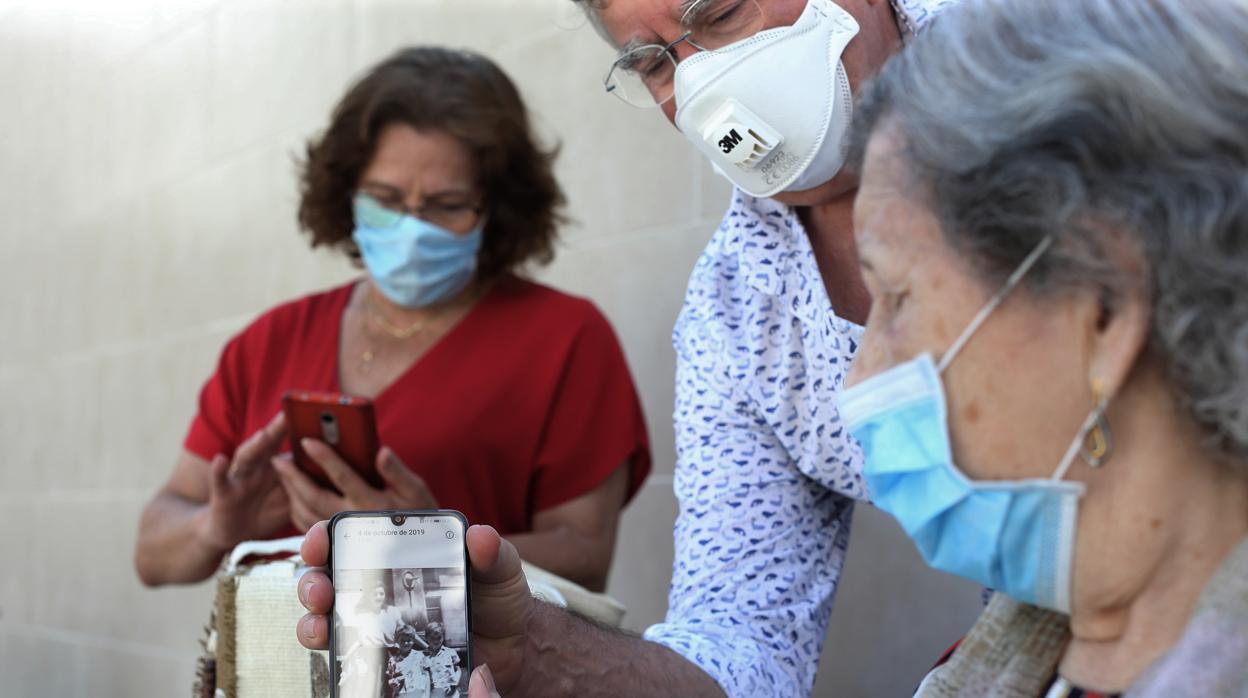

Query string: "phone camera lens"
[[391, 515, 406, 526]]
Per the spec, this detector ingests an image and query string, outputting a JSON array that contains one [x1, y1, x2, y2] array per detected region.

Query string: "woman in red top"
[[134, 47, 651, 592]]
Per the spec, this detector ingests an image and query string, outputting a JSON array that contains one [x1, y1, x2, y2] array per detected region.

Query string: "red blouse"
[[184, 276, 651, 535]]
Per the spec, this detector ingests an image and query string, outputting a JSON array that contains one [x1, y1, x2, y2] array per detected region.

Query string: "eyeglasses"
[[354, 189, 484, 233], [604, 0, 765, 109]]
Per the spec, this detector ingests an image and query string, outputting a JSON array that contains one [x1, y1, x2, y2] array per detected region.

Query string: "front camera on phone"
[[391, 515, 406, 526]]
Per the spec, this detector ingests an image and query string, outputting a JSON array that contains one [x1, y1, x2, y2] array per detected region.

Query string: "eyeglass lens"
[[604, 0, 764, 108]]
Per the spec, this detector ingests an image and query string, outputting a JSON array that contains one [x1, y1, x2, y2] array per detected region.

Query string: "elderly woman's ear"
[[1081, 231, 1153, 404]]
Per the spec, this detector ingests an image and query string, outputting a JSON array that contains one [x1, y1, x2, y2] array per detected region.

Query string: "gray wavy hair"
[[850, 0, 1248, 462]]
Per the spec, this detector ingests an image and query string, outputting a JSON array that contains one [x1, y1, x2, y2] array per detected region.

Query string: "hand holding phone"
[[282, 391, 382, 491], [329, 510, 472, 697], [271, 434, 440, 534], [296, 522, 528, 697]]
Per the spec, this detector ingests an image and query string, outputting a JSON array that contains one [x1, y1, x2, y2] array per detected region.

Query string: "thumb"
[[466, 525, 523, 586], [466, 525, 532, 643], [468, 665, 502, 698]]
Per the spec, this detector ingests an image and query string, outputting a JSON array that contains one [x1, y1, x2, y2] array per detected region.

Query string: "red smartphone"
[[281, 390, 383, 491]]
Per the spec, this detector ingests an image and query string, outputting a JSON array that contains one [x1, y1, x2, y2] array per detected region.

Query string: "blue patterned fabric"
[[640, 7, 957, 694], [643, 189, 865, 697], [889, 0, 958, 36]]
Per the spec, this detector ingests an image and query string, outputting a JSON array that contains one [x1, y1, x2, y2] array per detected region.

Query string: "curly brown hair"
[[298, 47, 565, 281]]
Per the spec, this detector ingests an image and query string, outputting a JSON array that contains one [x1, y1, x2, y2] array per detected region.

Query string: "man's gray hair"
[[569, 0, 617, 46], [851, 0, 1248, 461]]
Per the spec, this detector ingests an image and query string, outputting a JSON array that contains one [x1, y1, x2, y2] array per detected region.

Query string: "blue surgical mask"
[[352, 193, 484, 309], [840, 237, 1105, 613]]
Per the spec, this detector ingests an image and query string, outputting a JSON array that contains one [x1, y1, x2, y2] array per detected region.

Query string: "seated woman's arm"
[[134, 412, 290, 586], [508, 464, 629, 592]]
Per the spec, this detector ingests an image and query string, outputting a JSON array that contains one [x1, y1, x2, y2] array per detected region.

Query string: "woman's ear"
[[1086, 232, 1152, 398], [1089, 291, 1150, 399]]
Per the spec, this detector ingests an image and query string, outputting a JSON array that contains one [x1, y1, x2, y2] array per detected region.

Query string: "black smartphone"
[[328, 510, 472, 698]]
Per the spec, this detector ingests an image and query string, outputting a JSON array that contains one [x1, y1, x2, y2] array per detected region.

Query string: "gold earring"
[[1082, 377, 1113, 467]]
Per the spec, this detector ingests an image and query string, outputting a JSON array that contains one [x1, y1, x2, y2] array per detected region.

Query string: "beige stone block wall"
[[0, 1, 981, 695]]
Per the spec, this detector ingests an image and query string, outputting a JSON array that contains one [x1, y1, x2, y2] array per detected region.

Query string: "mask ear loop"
[[937, 235, 1055, 373]]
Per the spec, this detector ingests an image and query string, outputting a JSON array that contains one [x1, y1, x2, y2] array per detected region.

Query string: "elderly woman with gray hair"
[[842, 0, 1248, 694]]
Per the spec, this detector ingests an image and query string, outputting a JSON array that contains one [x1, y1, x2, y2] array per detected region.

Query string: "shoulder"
[[211, 282, 353, 377], [248, 282, 354, 334], [491, 276, 600, 319], [1134, 536, 1248, 691], [677, 191, 808, 351], [229, 282, 354, 348], [489, 276, 616, 340], [686, 190, 808, 307]]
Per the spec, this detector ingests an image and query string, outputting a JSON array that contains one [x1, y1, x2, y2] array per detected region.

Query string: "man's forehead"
[[598, 0, 703, 53], [594, 0, 695, 15]]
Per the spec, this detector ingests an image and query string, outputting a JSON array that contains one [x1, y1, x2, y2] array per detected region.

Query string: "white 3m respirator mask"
[[673, 0, 859, 198]]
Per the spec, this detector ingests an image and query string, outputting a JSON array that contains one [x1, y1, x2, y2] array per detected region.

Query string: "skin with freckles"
[[847, 127, 1248, 692], [846, 133, 1092, 482]]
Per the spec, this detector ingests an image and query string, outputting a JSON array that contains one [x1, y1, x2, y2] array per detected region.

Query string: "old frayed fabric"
[[205, 538, 332, 698]]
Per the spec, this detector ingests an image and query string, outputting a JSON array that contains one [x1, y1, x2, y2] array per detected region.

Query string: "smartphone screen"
[[330, 511, 470, 698]]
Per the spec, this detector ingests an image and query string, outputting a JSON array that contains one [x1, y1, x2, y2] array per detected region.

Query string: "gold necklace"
[[365, 294, 430, 339], [356, 284, 482, 374], [358, 306, 378, 374], [357, 292, 444, 373]]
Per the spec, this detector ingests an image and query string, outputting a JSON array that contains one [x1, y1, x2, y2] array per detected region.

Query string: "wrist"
[[510, 600, 572, 698], [192, 505, 232, 556]]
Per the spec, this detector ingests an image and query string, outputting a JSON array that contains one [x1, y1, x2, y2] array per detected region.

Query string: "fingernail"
[[479, 664, 497, 693], [470, 666, 495, 695], [299, 579, 312, 605], [301, 438, 314, 449], [300, 616, 316, 640]]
